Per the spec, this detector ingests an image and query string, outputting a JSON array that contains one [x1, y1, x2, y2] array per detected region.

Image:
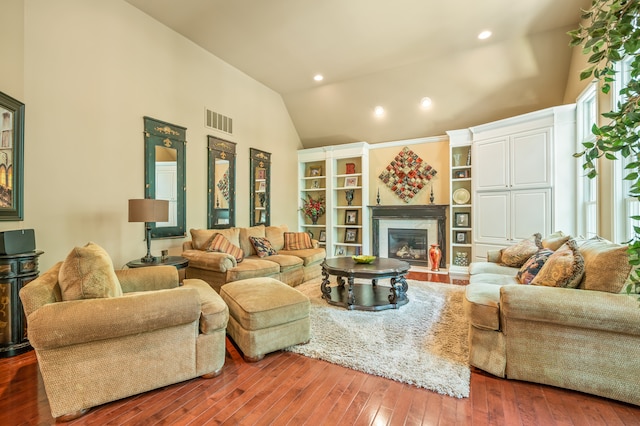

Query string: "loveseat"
[[182, 224, 326, 292], [464, 232, 640, 406], [20, 243, 229, 420]]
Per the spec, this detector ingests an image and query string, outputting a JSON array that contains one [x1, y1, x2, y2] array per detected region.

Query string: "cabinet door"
[[511, 188, 552, 240], [474, 137, 508, 190], [510, 128, 551, 189], [475, 191, 510, 244]]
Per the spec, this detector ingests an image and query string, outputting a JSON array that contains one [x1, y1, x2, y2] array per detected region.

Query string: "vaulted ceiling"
[[126, 0, 590, 148]]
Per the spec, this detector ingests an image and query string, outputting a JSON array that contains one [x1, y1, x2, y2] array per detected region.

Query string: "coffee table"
[[320, 257, 410, 311]]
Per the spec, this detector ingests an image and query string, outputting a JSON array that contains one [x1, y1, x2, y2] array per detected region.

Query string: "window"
[[576, 81, 598, 238], [613, 55, 637, 243]]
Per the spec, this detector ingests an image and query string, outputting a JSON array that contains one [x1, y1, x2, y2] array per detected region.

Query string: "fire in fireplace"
[[387, 228, 428, 265]]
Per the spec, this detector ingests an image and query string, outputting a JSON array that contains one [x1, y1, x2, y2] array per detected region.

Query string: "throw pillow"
[[531, 239, 584, 288], [265, 225, 288, 251], [249, 236, 277, 257], [58, 242, 123, 301], [283, 232, 313, 250], [542, 231, 571, 251], [516, 249, 554, 284], [578, 237, 632, 293], [208, 233, 244, 263], [501, 233, 543, 268]]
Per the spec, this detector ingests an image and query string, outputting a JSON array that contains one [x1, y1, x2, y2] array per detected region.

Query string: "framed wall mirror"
[[0, 91, 24, 221], [208, 136, 236, 228], [249, 148, 271, 226], [143, 116, 186, 238]]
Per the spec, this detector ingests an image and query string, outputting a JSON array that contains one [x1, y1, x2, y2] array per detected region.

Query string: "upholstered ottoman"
[[220, 277, 310, 361]]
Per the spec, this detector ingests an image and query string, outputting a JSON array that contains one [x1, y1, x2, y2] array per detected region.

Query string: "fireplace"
[[388, 228, 428, 266], [370, 205, 447, 268]]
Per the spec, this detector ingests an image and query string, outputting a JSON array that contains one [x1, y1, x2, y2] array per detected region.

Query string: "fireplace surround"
[[370, 205, 447, 269]]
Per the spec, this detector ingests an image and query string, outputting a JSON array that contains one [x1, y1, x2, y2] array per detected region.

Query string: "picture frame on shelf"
[[259, 210, 266, 223], [454, 170, 468, 179], [318, 229, 326, 242], [335, 246, 346, 256], [257, 181, 266, 191], [345, 209, 358, 225], [308, 165, 322, 177], [455, 212, 470, 228], [256, 168, 266, 180], [344, 176, 358, 187], [455, 231, 467, 243], [345, 163, 356, 174], [344, 228, 358, 243], [311, 179, 319, 189]]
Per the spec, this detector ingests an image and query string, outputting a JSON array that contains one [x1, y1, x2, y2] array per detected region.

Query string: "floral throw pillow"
[[249, 236, 278, 258], [501, 233, 543, 267], [207, 233, 244, 263], [531, 239, 585, 288], [516, 249, 554, 284]]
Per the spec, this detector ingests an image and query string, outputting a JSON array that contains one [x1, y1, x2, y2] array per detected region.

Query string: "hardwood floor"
[[2, 274, 639, 425]]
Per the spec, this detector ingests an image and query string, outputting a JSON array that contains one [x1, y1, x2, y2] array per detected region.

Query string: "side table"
[[0, 250, 44, 358], [126, 256, 189, 283]]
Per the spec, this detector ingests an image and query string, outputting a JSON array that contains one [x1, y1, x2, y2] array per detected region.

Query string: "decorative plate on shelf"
[[452, 188, 471, 205], [352, 255, 376, 264]]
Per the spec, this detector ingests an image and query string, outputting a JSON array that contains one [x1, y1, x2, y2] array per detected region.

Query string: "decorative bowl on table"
[[352, 255, 376, 264]]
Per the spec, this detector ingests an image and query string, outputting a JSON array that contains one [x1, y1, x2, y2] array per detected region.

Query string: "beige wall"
[[1, 0, 301, 270]]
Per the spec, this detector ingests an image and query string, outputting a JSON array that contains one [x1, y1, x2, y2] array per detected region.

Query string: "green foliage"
[[570, 0, 640, 299]]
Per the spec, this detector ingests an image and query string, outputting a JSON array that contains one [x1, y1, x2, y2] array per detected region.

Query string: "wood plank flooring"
[[2, 273, 639, 425]]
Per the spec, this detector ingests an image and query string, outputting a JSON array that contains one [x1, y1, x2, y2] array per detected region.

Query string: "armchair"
[[20, 254, 229, 421]]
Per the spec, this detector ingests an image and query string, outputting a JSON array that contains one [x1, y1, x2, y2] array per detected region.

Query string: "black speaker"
[[0, 229, 36, 255]]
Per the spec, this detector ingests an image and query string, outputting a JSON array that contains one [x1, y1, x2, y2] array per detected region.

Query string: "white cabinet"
[[471, 105, 576, 261]]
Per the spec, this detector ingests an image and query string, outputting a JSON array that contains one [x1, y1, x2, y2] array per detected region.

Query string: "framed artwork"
[[318, 229, 326, 242], [344, 176, 358, 187], [309, 165, 322, 177], [455, 212, 470, 228], [0, 92, 24, 221], [259, 210, 266, 223], [454, 170, 468, 179], [345, 209, 358, 225], [344, 228, 358, 243], [378, 146, 437, 203], [455, 231, 467, 243], [335, 246, 346, 256], [256, 168, 266, 180], [258, 181, 266, 191]]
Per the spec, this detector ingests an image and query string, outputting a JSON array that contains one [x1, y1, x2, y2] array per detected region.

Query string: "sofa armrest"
[[501, 285, 640, 335], [182, 249, 236, 272], [116, 265, 179, 293], [183, 241, 194, 251], [27, 287, 201, 350], [182, 279, 229, 333], [19, 262, 64, 317]]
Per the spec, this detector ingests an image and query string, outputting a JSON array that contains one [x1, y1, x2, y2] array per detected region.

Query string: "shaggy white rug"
[[286, 278, 470, 398]]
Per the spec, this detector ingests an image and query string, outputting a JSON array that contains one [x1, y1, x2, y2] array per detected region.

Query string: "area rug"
[[286, 278, 470, 398]]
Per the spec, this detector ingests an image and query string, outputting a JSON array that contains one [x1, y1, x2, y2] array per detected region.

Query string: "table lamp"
[[128, 199, 169, 262]]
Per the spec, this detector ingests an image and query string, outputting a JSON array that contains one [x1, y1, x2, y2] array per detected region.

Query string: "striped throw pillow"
[[208, 233, 244, 262], [283, 232, 313, 250]]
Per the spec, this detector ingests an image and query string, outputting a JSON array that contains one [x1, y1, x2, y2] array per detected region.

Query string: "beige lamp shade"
[[128, 199, 169, 223]]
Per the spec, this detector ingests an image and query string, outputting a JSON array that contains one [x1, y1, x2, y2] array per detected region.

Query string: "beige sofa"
[[20, 261, 229, 420], [464, 235, 640, 406], [182, 224, 326, 292]]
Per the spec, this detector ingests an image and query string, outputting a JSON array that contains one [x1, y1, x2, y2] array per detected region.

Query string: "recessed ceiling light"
[[374, 106, 385, 117], [478, 30, 492, 40], [313, 74, 324, 82], [420, 97, 433, 108]]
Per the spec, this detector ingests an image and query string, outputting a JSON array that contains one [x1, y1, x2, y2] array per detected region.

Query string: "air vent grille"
[[205, 108, 233, 134]]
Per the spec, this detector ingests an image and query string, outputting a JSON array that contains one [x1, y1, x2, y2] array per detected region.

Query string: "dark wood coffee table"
[[320, 257, 410, 311]]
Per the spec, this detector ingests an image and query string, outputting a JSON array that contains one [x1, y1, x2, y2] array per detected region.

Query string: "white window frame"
[[612, 55, 636, 243], [576, 80, 599, 238]]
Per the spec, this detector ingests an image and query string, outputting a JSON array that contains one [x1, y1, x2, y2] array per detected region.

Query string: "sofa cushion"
[[517, 249, 554, 284], [531, 239, 584, 288], [278, 247, 326, 267], [501, 233, 542, 267], [191, 227, 240, 250], [464, 283, 503, 331], [249, 236, 278, 258], [265, 225, 288, 251], [283, 232, 313, 250], [226, 258, 281, 282], [469, 273, 519, 286], [208, 233, 244, 263], [255, 254, 303, 272], [58, 242, 123, 301], [578, 237, 632, 293], [542, 231, 571, 251], [469, 262, 520, 276], [182, 249, 236, 272], [240, 225, 266, 256]]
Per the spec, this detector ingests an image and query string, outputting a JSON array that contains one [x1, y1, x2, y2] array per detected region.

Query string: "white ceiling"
[[126, 0, 590, 148]]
